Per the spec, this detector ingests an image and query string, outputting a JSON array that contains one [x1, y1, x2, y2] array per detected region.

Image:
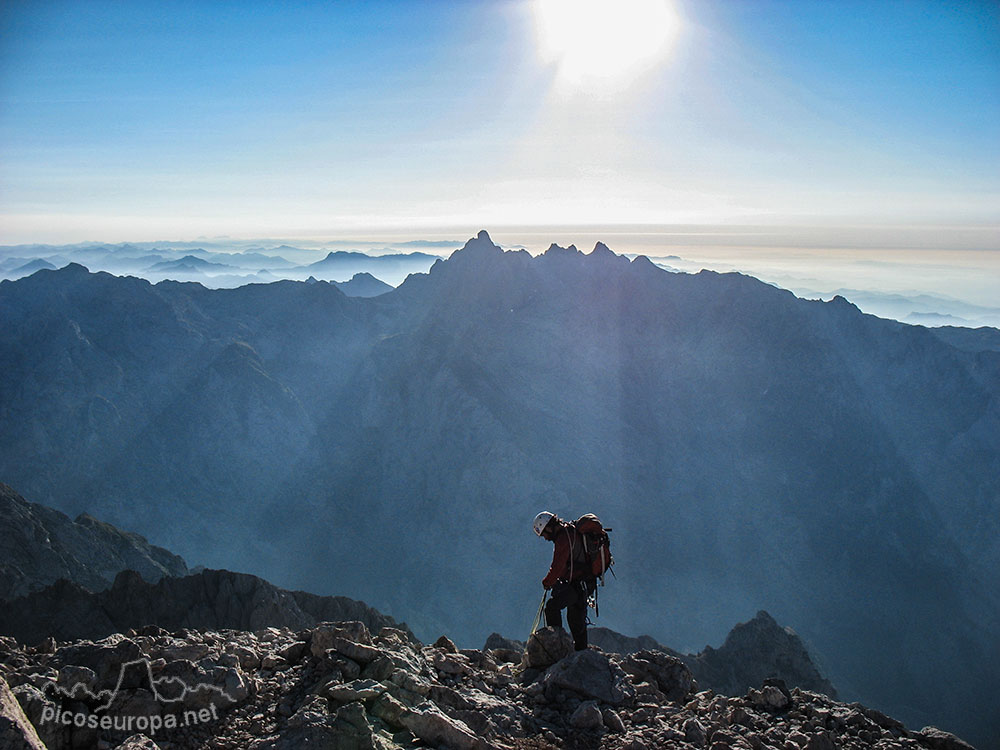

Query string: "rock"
[[401, 701, 489, 750], [0, 675, 46, 750], [371, 692, 409, 729], [916, 726, 977, 750], [277, 640, 308, 663], [433, 635, 459, 653], [483, 633, 524, 652], [161, 642, 210, 661], [327, 679, 386, 704], [112, 736, 161, 750], [523, 627, 573, 669], [749, 684, 792, 712], [389, 669, 430, 697], [540, 649, 634, 706], [622, 650, 694, 702], [281, 695, 391, 750], [603, 707, 626, 733], [310, 622, 372, 658], [329, 701, 382, 750], [570, 700, 604, 730], [684, 716, 708, 746], [802, 730, 837, 750], [427, 649, 471, 676], [361, 655, 396, 682], [331, 637, 382, 665]]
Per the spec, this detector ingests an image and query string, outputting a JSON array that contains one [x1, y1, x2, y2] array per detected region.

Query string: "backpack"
[[572, 514, 614, 583]]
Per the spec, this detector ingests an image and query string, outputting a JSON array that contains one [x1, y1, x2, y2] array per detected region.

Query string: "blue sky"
[[1, 0, 998, 242]]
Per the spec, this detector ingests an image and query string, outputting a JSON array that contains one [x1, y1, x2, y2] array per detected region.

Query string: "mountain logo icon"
[[38, 658, 242, 712]]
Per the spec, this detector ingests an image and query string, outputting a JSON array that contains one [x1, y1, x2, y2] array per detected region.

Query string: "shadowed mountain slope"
[[0, 483, 187, 601], [0, 232, 997, 744]]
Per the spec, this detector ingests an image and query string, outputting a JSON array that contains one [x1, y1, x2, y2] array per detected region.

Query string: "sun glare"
[[534, 0, 679, 90]]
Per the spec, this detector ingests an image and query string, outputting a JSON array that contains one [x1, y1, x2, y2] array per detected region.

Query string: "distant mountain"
[[0, 232, 997, 744], [184, 249, 298, 269], [0, 483, 187, 601], [4, 258, 57, 278], [302, 250, 440, 285], [801, 287, 1000, 328], [146, 255, 237, 273], [333, 272, 394, 297]]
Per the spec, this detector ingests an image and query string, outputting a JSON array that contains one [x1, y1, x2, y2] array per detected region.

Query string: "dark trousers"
[[545, 579, 594, 651]]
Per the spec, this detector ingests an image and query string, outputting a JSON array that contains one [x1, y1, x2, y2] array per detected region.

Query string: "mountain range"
[[0, 231, 996, 745], [0, 241, 442, 289]]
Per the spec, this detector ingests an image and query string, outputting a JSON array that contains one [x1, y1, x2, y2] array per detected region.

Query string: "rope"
[[529, 589, 548, 638]]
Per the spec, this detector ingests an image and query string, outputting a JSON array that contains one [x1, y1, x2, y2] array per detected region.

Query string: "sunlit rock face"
[[0, 231, 997, 745]]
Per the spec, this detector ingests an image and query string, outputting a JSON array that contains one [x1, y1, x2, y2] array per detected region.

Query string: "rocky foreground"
[[0, 620, 975, 750]]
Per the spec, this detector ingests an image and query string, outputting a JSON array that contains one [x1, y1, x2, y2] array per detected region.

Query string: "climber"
[[533, 510, 597, 651]]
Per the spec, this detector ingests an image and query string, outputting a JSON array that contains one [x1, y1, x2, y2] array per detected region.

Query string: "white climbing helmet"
[[533, 511, 556, 536]]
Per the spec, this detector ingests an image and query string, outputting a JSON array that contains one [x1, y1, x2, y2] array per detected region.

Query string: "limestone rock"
[[0, 676, 46, 750], [523, 627, 573, 669], [622, 650, 694, 703], [570, 700, 604, 730], [400, 701, 488, 750], [541, 649, 634, 706]]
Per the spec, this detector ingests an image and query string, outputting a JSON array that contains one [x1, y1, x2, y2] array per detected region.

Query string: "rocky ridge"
[[0, 483, 188, 602], [0, 568, 412, 646], [588, 611, 837, 700], [0, 621, 975, 750]]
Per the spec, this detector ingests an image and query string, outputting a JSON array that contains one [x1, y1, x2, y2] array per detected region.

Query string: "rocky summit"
[[0, 621, 976, 750]]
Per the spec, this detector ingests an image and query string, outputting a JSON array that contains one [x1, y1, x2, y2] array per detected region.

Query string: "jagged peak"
[[827, 294, 860, 312], [542, 243, 581, 257], [440, 230, 503, 267]]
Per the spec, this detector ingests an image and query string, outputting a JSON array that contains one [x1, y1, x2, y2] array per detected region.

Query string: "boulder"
[[433, 635, 459, 653], [523, 627, 573, 669], [0, 676, 46, 750], [570, 700, 604, 730], [540, 650, 634, 706], [281, 695, 394, 750], [622, 650, 694, 703], [401, 701, 492, 750], [310, 621, 373, 659]]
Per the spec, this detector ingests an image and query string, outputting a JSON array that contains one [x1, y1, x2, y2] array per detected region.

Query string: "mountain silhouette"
[[0, 231, 997, 744]]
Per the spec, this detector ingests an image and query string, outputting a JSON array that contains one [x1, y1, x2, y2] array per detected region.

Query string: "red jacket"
[[542, 520, 585, 588]]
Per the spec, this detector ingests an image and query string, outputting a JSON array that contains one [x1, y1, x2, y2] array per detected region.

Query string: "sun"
[[533, 0, 680, 90]]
